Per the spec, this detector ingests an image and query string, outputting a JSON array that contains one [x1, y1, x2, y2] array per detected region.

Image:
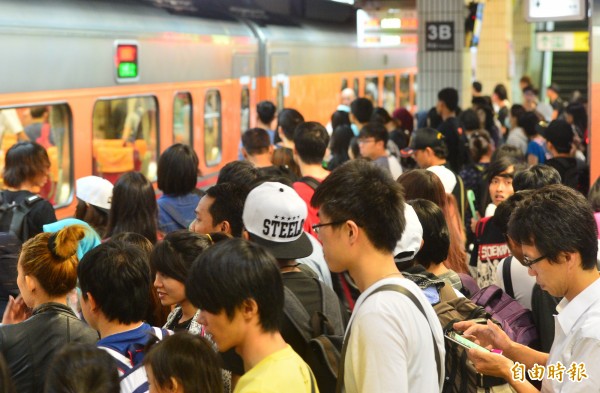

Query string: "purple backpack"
[[469, 284, 540, 350]]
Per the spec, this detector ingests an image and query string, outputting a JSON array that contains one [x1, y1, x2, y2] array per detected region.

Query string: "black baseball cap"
[[401, 127, 445, 156]]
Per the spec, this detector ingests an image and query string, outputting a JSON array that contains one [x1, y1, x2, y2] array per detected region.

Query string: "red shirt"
[[293, 179, 323, 239]]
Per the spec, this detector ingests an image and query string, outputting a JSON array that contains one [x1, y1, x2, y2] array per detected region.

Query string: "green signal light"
[[118, 62, 138, 78]]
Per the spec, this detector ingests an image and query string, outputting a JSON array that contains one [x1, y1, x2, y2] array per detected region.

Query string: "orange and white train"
[[0, 0, 418, 217]]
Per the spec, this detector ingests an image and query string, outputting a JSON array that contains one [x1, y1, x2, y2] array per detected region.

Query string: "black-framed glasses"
[[521, 254, 547, 268], [312, 220, 346, 234]]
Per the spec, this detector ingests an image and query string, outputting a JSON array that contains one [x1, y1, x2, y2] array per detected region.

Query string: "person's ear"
[[219, 220, 231, 235], [242, 230, 250, 240], [242, 148, 249, 159], [164, 377, 181, 393], [24, 275, 37, 293], [241, 298, 258, 321], [345, 220, 360, 244]]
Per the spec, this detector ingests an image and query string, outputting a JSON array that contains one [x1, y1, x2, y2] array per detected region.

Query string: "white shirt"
[[542, 277, 600, 392], [298, 233, 333, 289], [386, 155, 403, 181], [495, 256, 536, 311], [427, 165, 457, 194], [0, 109, 23, 144], [343, 277, 445, 393]]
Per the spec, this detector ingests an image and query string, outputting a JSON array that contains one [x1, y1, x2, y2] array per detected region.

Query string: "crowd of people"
[[0, 77, 598, 393]]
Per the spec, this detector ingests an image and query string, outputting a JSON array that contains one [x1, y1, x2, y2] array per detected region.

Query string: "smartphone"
[[445, 331, 490, 352], [467, 190, 478, 218]]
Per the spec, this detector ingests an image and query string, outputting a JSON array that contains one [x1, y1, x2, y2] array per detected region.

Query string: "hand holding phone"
[[445, 331, 490, 352]]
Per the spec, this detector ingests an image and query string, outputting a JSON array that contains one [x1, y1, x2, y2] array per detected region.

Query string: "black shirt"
[[437, 117, 464, 173]]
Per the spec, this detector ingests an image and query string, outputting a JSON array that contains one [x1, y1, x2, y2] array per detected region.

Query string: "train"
[[0, 0, 418, 218]]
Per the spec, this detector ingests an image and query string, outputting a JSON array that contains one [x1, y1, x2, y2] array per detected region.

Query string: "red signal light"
[[117, 45, 137, 62]]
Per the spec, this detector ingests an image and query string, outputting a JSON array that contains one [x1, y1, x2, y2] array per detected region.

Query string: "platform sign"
[[525, 0, 585, 22], [357, 8, 418, 48], [536, 31, 589, 52], [425, 22, 454, 51]]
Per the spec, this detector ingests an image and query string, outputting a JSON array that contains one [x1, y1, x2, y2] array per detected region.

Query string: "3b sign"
[[426, 22, 454, 51]]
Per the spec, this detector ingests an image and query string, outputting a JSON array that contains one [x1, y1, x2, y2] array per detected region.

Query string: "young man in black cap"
[[403, 127, 465, 222]]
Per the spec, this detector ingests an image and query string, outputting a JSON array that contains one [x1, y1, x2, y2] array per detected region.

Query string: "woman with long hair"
[[105, 171, 158, 243], [397, 169, 468, 274]]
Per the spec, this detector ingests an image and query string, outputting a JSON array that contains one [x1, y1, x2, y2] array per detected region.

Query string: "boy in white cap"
[[74, 176, 113, 237], [242, 182, 345, 392]]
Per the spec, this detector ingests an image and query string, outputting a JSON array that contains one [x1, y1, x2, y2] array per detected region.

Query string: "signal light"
[[115, 42, 139, 82]]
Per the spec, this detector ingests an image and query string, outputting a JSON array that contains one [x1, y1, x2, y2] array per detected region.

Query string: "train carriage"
[[0, 0, 417, 218]]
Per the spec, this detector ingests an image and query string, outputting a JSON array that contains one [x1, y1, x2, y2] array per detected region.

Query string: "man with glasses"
[[455, 184, 600, 392], [311, 160, 444, 393], [357, 122, 402, 180]]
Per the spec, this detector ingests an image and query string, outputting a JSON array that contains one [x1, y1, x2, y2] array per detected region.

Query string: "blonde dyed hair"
[[20, 224, 86, 296]]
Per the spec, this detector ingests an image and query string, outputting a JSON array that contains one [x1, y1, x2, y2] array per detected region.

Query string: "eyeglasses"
[[358, 138, 375, 145], [312, 220, 346, 234], [521, 254, 547, 268]]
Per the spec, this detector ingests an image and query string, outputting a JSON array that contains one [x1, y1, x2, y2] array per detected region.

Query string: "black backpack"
[[435, 284, 509, 393], [0, 191, 42, 300], [283, 278, 345, 393]]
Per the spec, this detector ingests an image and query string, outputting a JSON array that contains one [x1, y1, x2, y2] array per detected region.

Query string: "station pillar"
[[416, 0, 471, 111]]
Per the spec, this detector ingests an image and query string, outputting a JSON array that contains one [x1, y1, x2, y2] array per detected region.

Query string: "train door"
[[269, 53, 290, 111], [233, 53, 258, 134]]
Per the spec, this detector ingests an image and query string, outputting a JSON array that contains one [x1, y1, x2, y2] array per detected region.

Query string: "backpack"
[[0, 191, 42, 301], [283, 279, 345, 393], [469, 284, 540, 350], [434, 284, 509, 393], [99, 327, 172, 393]]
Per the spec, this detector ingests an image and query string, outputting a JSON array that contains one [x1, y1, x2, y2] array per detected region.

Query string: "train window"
[[204, 90, 222, 167], [353, 78, 359, 97], [364, 77, 379, 104], [92, 96, 158, 184], [241, 87, 250, 134], [173, 92, 192, 146], [400, 73, 411, 107], [0, 104, 73, 207], [276, 83, 285, 113], [341, 78, 348, 91], [383, 75, 396, 114]]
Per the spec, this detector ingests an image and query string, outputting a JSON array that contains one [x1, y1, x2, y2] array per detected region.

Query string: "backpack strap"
[[337, 284, 442, 393], [502, 256, 514, 299], [283, 286, 313, 343], [160, 201, 191, 229], [315, 278, 344, 335], [298, 176, 321, 191], [98, 345, 135, 375]]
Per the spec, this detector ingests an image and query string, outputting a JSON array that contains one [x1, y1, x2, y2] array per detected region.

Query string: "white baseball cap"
[[243, 182, 313, 260], [76, 176, 114, 212], [393, 203, 423, 262]]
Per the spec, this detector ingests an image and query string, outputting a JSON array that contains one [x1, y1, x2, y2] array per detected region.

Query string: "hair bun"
[[51, 225, 87, 260]]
